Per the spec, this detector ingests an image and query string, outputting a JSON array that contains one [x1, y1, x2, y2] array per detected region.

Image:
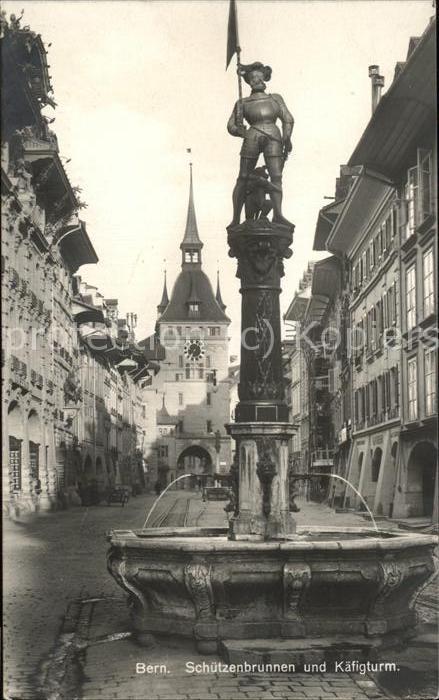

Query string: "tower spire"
[[216, 270, 227, 311], [157, 268, 169, 316], [180, 163, 203, 266]]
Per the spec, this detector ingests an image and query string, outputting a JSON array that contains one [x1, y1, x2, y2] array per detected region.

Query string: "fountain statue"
[[107, 41, 437, 662]]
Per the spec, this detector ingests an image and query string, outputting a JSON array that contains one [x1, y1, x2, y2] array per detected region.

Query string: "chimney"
[[368, 65, 385, 114]]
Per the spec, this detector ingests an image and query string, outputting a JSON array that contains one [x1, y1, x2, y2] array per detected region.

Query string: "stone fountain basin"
[[107, 526, 437, 656]]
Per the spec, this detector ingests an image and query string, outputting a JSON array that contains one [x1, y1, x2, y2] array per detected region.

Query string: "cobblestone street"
[[3, 494, 438, 700]]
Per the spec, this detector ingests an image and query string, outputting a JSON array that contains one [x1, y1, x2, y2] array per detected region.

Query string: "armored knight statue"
[[227, 61, 294, 227]]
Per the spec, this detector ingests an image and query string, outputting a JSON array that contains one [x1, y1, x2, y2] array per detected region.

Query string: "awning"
[[59, 220, 98, 273], [72, 298, 105, 325], [313, 199, 345, 251], [311, 256, 340, 300], [326, 168, 394, 254], [284, 294, 309, 322], [305, 294, 330, 325]]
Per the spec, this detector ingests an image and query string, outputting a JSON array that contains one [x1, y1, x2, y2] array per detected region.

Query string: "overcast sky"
[[3, 0, 434, 355]]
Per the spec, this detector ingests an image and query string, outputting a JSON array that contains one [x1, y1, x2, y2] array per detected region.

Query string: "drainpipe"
[[368, 65, 385, 114]]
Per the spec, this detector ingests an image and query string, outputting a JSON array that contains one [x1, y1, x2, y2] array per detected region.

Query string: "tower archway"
[[177, 445, 213, 489]]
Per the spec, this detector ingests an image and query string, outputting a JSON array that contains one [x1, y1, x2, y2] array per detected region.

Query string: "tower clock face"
[[184, 339, 205, 362]]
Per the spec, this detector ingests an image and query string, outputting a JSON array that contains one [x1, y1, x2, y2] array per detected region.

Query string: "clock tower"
[[150, 166, 232, 488]]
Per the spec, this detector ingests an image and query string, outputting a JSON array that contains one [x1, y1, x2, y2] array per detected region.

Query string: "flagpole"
[[236, 45, 243, 127]]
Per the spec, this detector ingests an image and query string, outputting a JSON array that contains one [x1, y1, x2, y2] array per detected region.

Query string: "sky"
[[3, 0, 434, 355]]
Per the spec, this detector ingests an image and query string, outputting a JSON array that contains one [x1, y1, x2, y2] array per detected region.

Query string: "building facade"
[[312, 18, 437, 521], [2, 14, 151, 514]]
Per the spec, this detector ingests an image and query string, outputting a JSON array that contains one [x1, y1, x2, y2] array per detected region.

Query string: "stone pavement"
[[3, 492, 437, 699]]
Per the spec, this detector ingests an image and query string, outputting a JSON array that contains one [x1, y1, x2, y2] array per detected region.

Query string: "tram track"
[[147, 496, 191, 528]]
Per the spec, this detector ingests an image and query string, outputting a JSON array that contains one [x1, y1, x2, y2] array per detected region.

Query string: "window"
[[206, 392, 211, 406], [425, 348, 436, 416], [402, 150, 432, 239], [178, 355, 183, 368], [158, 445, 168, 459], [407, 357, 418, 421], [365, 384, 370, 420], [292, 384, 300, 415], [383, 215, 392, 252], [361, 252, 367, 283], [369, 241, 375, 269], [353, 263, 360, 290], [206, 420, 212, 433], [371, 380, 378, 417], [185, 365, 191, 379], [423, 248, 435, 318], [208, 327, 220, 336], [189, 303, 199, 317], [391, 366, 399, 408], [406, 265, 416, 330], [206, 356, 211, 369], [178, 392, 183, 406], [184, 250, 199, 263]]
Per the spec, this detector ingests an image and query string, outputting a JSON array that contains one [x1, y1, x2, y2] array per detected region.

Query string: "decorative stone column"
[[226, 220, 296, 539]]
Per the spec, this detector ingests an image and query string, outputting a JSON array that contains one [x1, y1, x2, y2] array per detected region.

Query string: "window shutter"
[[417, 148, 432, 223]]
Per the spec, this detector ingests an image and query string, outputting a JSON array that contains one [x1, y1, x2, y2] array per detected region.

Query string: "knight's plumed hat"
[[238, 62, 272, 84]]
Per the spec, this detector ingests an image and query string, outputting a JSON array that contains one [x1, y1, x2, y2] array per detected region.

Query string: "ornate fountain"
[[107, 58, 437, 661]]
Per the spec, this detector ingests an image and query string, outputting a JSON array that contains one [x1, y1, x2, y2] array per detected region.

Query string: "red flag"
[[226, 0, 240, 69]]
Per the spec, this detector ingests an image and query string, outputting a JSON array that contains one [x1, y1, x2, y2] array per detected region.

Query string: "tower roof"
[[159, 269, 230, 323], [157, 270, 169, 315], [180, 163, 203, 252], [215, 271, 227, 312], [159, 164, 230, 324]]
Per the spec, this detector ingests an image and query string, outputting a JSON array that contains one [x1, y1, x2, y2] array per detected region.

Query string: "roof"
[[181, 164, 203, 250], [216, 271, 227, 311], [157, 272, 169, 314], [348, 18, 436, 178], [159, 269, 230, 323]]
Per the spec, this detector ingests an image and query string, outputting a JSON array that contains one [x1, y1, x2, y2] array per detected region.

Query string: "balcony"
[[30, 370, 43, 389], [10, 356, 29, 391]]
